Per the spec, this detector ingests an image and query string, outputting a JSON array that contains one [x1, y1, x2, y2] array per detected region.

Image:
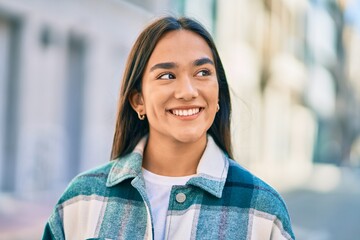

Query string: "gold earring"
[[217, 103, 220, 112], [137, 112, 145, 120]]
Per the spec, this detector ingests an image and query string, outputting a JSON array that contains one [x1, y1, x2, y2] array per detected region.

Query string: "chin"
[[173, 131, 206, 144]]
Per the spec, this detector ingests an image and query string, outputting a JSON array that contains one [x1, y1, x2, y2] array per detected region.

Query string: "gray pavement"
[[282, 166, 360, 240]]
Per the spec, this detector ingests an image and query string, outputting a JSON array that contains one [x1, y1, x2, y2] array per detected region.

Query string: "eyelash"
[[157, 72, 175, 80], [156, 69, 212, 80], [196, 69, 212, 77]]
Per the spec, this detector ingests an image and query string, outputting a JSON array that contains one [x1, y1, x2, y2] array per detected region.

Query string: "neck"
[[143, 134, 207, 177]]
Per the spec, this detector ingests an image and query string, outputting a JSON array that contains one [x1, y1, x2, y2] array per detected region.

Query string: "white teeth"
[[171, 108, 200, 116]]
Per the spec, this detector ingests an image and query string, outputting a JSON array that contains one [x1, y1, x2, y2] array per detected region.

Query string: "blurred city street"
[[283, 164, 360, 240], [1, 0, 360, 239]]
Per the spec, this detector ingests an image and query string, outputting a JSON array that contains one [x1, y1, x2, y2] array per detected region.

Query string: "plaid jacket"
[[43, 136, 295, 240]]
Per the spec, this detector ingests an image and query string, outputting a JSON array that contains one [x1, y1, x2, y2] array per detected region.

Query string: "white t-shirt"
[[142, 168, 194, 240]]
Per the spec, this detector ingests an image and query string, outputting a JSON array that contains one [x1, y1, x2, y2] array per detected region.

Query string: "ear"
[[129, 91, 145, 114]]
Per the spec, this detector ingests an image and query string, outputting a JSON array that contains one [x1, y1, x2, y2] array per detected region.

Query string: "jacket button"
[[175, 192, 186, 203]]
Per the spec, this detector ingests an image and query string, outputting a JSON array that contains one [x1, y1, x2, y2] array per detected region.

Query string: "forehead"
[[147, 30, 214, 64]]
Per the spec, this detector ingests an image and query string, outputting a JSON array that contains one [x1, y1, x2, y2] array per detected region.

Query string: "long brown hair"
[[111, 16, 233, 160]]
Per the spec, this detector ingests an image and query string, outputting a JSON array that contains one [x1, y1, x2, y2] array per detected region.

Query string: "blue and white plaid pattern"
[[43, 136, 295, 240]]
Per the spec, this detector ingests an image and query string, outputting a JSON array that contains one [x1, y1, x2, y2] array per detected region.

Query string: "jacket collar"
[[106, 135, 229, 198]]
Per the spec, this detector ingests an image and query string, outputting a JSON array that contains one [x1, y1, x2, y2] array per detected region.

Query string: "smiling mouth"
[[169, 108, 203, 117]]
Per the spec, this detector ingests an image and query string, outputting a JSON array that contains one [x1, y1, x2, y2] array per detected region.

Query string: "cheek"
[[143, 89, 168, 115], [205, 82, 219, 103]]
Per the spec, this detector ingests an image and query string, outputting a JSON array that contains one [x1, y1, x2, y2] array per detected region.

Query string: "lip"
[[166, 106, 204, 120]]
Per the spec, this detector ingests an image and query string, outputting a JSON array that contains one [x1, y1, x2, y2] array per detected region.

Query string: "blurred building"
[[343, 0, 360, 167], [214, 0, 315, 189], [214, 0, 360, 190], [0, 0, 164, 200], [0, 0, 219, 201], [0, 1, 208, 238], [1, 0, 360, 239], [0, 0, 359, 198]]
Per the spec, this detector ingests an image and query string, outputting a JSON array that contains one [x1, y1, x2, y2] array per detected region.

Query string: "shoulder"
[[226, 159, 287, 213], [225, 159, 294, 238], [226, 159, 285, 205], [57, 161, 115, 205], [45, 161, 116, 238]]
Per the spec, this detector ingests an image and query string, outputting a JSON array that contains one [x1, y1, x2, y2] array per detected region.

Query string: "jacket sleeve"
[[269, 201, 295, 240], [42, 222, 56, 240], [42, 207, 65, 240], [270, 217, 295, 240]]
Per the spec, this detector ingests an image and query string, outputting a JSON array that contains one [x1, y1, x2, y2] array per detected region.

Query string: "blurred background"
[[0, 0, 359, 239]]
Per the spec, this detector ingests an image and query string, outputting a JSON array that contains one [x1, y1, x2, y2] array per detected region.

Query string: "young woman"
[[43, 16, 295, 240]]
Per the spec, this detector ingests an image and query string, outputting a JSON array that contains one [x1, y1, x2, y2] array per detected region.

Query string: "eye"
[[195, 69, 212, 77], [157, 72, 176, 80]]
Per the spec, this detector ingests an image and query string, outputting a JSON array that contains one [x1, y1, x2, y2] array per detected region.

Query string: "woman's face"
[[136, 30, 219, 144]]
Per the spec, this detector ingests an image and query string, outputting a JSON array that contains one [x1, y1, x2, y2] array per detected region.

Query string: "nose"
[[174, 76, 199, 101]]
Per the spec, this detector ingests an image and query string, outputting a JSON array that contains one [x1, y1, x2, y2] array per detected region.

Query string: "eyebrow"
[[149, 57, 214, 72], [193, 57, 214, 66], [150, 62, 177, 72]]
